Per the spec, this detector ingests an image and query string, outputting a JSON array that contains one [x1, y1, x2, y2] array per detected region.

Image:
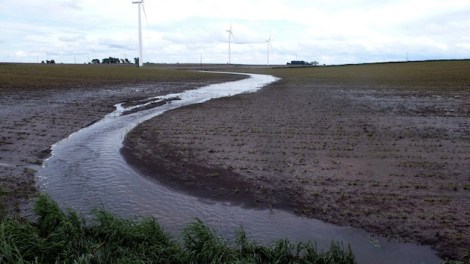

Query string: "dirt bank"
[[123, 62, 470, 261]]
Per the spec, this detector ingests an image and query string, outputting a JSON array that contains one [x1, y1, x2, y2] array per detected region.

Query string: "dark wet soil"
[[123, 75, 470, 261], [0, 75, 242, 214]]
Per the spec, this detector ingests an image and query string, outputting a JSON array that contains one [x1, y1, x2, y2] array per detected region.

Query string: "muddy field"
[[0, 63, 242, 213], [123, 61, 470, 260]]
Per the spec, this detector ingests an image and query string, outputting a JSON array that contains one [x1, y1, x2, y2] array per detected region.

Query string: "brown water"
[[38, 73, 442, 264]]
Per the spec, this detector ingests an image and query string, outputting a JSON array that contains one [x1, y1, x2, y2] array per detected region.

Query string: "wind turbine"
[[132, 0, 147, 67], [226, 23, 234, 64], [266, 32, 273, 67]]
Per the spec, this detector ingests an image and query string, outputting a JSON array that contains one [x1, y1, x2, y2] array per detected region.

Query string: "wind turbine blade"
[[142, 0, 148, 25], [229, 22, 234, 37], [226, 22, 233, 64], [268, 31, 273, 48]]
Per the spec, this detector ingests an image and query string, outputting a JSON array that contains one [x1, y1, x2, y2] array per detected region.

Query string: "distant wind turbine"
[[266, 32, 273, 67], [132, 0, 147, 67], [226, 23, 234, 64]]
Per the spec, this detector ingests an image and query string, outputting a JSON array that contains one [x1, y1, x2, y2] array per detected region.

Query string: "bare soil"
[[0, 71, 242, 214], [123, 67, 470, 260]]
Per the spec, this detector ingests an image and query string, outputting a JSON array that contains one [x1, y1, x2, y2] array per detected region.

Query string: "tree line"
[[287, 60, 320, 66], [90, 57, 139, 65]]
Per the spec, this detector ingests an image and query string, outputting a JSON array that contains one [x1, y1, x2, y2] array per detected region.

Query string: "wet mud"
[[0, 78, 240, 213], [123, 78, 470, 260]]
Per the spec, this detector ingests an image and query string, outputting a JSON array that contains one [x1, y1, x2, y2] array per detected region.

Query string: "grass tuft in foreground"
[[0, 194, 356, 263]]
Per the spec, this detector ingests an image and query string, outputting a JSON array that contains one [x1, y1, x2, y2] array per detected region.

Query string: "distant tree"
[[91, 59, 100, 64], [125, 58, 131, 64], [288, 60, 310, 65], [134, 57, 139, 65], [311, 61, 319, 66], [101, 57, 122, 64]]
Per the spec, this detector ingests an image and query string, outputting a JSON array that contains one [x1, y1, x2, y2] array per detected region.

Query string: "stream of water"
[[38, 73, 441, 264]]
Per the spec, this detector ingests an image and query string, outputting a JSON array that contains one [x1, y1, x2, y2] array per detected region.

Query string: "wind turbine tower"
[[132, 0, 146, 67], [266, 32, 272, 67], [226, 24, 234, 64]]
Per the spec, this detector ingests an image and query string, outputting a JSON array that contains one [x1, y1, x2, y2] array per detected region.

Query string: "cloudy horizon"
[[1, 0, 469, 65]]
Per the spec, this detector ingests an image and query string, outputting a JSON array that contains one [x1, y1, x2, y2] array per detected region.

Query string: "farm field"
[[123, 61, 470, 261], [0, 63, 242, 212]]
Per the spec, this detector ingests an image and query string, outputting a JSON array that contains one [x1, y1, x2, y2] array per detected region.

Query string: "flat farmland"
[[0, 63, 242, 212], [124, 61, 470, 260]]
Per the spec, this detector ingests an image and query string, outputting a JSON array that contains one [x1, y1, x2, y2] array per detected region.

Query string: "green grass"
[[3, 60, 468, 91], [0, 63, 241, 91], [241, 60, 470, 91], [0, 194, 356, 263]]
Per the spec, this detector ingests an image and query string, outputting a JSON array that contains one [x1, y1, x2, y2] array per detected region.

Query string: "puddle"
[[38, 73, 442, 264]]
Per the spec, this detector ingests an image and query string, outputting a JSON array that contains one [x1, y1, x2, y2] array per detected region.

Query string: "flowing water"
[[38, 73, 442, 264]]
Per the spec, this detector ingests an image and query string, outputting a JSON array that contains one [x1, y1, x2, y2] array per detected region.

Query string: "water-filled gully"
[[38, 73, 441, 264]]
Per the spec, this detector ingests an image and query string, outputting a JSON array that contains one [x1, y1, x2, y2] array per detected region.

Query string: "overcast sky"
[[1, 0, 469, 65]]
